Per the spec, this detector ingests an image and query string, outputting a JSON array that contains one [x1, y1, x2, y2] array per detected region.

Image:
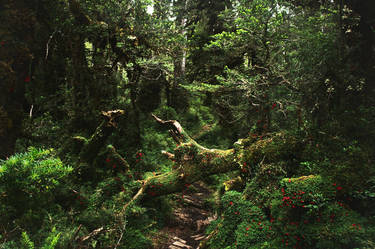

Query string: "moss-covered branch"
[[106, 145, 130, 172], [120, 115, 302, 215], [79, 110, 124, 164]]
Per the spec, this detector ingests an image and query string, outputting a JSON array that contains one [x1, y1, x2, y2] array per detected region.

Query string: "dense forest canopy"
[[0, 0, 374, 248]]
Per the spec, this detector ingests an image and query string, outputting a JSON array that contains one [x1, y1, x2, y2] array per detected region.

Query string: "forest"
[[0, 0, 374, 248]]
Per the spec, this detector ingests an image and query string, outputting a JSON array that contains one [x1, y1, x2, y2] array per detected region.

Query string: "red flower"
[[229, 201, 233, 205], [246, 227, 249, 231], [105, 158, 111, 163], [333, 183, 336, 186], [337, 186, 343, 191], [272, 103, 277, 109], [24, 76, 31, 82]]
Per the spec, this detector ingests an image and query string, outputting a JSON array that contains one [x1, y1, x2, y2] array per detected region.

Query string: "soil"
[[152, 181, 216, 249]]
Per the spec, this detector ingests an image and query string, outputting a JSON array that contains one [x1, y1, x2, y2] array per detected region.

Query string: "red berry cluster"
[[136, 152, 143, 163], [280, 187, 307, 209], [105, 157, 117, 169]]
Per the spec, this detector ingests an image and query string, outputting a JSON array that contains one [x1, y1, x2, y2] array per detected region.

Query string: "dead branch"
[[78, 227, 104, 243]]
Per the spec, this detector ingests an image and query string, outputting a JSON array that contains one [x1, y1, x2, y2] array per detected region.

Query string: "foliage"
[[0, 148, 72, 222], [1, 0, 374, 248], [20, 228, 60, 249], [0, 148, 70, 247], [209, 174, 371, 249]]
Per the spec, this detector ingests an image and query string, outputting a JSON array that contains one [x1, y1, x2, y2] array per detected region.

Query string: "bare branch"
[[161, 150, 175, 160], [78, 227, 104, 242]]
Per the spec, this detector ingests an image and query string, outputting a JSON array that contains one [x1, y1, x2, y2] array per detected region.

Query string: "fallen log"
[[119, 114, 301, 217]]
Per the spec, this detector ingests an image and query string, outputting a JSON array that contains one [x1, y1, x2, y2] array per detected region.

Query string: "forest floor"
[[152, 181, 216, 249]]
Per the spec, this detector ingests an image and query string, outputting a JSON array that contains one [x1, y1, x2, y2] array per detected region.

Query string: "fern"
[[20, 232, 34, 249], [41, 227, 61, 249]]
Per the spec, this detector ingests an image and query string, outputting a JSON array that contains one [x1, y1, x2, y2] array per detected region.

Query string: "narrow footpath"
[[154, 181, 216, 249]]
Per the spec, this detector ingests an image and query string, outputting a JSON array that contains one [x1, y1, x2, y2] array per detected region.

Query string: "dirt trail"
[[154, 181, 216, 249]]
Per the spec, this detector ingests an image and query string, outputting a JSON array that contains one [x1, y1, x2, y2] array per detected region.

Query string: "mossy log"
[[120, 114, 302, 215]]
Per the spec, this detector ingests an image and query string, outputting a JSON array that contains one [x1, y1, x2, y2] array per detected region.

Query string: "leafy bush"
[[208, 174, 372, 249], [207, 191, 273, 249], [269, 176, 367, 248]]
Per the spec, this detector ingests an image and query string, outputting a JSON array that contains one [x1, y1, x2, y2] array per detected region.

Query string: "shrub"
[[269, 175, 367, 248], [0, 147, 72, 229]]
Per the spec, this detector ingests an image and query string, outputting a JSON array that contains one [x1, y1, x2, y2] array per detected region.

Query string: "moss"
[[223, 176, 244, 191]]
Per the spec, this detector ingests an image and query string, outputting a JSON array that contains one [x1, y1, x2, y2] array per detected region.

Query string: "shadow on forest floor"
[[153, 181, 216, 249]]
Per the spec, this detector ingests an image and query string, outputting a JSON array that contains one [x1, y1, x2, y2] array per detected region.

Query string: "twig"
[[78, 227, 104, 242], [29, 105, 33, 118], [45, 30, 58, 61], [161, 150, 175, 160], [72, 224, 82, 241], [114, 216, 127, 249]]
